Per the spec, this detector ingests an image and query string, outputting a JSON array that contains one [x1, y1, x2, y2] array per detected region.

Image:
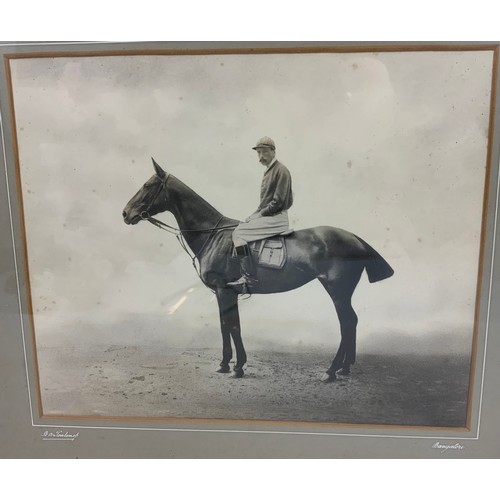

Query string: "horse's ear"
[[152, 157, 167, 179]]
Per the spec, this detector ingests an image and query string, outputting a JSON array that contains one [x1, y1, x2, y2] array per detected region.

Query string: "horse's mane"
[[170, 174, 239, 225]]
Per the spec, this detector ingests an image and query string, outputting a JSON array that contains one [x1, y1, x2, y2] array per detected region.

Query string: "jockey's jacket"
[[258, 159, 293, 216]]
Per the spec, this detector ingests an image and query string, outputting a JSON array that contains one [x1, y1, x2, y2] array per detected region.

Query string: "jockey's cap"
[[252, 136, 275, 150]]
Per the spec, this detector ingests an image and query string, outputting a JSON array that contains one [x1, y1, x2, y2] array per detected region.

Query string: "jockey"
[[227, 136, 293, 287]]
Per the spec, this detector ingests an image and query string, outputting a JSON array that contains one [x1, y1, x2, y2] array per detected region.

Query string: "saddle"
[[248, 229, 294, 269]]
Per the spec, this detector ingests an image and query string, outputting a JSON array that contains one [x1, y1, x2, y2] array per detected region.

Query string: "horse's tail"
[[356, 236, 394, 283]]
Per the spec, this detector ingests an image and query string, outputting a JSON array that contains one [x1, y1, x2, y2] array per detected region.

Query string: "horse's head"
[[122, 158, 171, 225]]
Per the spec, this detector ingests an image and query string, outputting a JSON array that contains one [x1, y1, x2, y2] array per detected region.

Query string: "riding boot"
[[227, 245, 257, 287]]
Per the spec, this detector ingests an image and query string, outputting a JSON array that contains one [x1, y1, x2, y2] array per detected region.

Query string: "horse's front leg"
[[215, 288, 246, 377]]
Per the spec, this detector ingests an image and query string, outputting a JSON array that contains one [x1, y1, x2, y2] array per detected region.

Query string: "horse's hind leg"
[[319, 267, 362, 382]]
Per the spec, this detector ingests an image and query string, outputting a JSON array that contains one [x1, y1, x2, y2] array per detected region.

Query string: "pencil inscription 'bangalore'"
[[432, 442, 465, 453]]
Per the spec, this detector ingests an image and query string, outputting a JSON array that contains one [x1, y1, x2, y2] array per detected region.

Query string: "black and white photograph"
[[5, 45, 497, 428]]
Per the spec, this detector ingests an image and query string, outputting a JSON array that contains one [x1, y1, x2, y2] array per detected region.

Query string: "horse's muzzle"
[[122, 209, 141, 225]]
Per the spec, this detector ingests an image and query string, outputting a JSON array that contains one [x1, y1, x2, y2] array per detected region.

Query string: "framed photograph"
[[1, 41, 499, 458]]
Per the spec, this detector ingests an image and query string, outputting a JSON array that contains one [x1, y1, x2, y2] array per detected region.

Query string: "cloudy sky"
[[9, 49, 494, 354]]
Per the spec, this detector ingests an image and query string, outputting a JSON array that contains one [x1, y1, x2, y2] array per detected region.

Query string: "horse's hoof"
[[233, 367, 244, 378], [321, 372, 336, 383], [217, 365, 230, 373]]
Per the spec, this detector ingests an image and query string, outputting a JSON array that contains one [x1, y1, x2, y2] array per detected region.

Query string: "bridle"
[[139, 173, 237, 234], [138, 173, 238, 290], [139, 173, 171, 226]]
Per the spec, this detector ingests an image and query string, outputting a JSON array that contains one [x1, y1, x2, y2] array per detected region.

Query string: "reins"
[[140, 174, 238, 291], [145, 215, 238, 234]]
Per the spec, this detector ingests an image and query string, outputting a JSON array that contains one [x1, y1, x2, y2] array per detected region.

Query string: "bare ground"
[[38, 344, 470, 427]]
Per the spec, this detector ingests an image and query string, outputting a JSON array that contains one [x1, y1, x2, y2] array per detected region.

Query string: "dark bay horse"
[[122, 159, 394, 382]]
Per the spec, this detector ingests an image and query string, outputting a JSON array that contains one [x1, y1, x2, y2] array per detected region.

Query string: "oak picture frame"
[[1, 41, 499, 458]]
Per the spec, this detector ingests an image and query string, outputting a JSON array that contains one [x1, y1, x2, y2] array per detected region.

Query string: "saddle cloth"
[[249, 229, 294, 269]]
